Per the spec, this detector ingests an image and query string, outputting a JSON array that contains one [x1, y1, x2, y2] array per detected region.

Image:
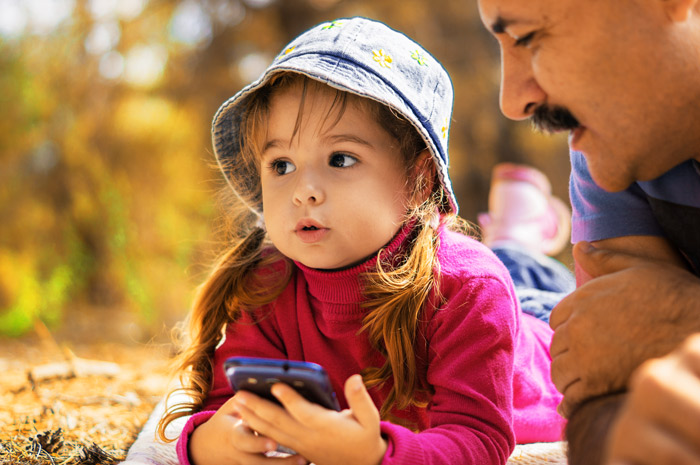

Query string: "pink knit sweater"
[[176, 225, 564, 465]]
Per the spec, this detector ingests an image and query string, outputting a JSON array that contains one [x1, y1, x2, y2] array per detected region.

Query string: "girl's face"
[[260, 83, 415, 270]]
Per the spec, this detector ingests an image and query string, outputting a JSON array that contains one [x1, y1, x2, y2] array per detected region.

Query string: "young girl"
[[157, 17, 564, 465]]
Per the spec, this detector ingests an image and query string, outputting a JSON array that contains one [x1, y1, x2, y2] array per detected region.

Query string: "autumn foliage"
[[0, 0, 570, 338]]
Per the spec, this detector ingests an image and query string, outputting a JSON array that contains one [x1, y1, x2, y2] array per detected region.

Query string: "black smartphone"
[[223, 357, 340, 411]]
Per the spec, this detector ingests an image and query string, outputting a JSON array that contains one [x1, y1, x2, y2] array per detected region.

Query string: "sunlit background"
[[0, 0, 571, 342]]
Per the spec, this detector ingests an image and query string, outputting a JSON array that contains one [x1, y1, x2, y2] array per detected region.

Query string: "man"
[[476, 0, 700, 457], [605, 334, 700, 465]]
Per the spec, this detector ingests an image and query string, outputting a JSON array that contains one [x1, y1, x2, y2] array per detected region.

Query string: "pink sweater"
[[176, 225, 564, 464]]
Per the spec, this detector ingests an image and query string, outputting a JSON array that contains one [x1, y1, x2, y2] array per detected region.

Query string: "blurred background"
[[0, 0, 571, 342]]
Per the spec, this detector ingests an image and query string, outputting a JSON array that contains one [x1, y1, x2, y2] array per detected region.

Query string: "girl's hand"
[[234, 374, 388, 465], [189, 395, 305, 465]]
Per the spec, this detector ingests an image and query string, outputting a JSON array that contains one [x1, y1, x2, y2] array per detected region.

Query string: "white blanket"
[[120, 397, 567, 465]]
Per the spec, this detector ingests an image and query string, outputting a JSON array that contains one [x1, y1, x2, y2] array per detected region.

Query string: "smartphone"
[[224, 357, 340, 411]]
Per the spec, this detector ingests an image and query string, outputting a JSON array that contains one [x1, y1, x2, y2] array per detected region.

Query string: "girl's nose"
[[293, 171, 326, 206], [499, 48, 547, 121]]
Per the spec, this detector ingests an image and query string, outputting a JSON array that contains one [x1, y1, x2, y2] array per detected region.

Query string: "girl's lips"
[[295, 219, 328, 243], [295, 227, 328, 243]]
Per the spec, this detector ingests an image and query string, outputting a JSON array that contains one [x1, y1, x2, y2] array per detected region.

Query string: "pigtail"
[[361, 202, 471, 423], [359, 95, 473, 421], [156, 225, 290, 441], [360, 213, 438, 420]]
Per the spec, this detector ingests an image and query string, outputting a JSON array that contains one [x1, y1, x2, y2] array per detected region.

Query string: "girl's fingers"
[[271, 382, 328, 425], [229, 418, 279, 454], [344, 374, 380, 428], [234, 394, 302, 450], [230, 418, 309, 465], [238, 452, 308, 465]]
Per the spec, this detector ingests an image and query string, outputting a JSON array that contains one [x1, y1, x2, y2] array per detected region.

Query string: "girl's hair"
[[157, 73, 468, 439]]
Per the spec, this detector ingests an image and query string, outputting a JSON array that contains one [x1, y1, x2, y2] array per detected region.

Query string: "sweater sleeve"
[[176, 298, 291, 464], [204, 305, 290, 411], [176, 411, 216, 465], [380, 275, 518, 465]]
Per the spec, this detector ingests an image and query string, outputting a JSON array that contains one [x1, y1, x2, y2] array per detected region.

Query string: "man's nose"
[[499, 48, 547, 120]]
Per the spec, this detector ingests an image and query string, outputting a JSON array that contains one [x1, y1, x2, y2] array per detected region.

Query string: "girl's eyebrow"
[[324, 134, 374, 147], [262, 139, 287, 153], [261, 134, 374, 153]]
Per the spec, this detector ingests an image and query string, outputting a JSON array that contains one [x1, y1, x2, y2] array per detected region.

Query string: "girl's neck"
[[293, 221, 417, 306]]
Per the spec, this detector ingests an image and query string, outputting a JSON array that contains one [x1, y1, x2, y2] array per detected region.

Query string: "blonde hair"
[[157, 73, 469, 439]]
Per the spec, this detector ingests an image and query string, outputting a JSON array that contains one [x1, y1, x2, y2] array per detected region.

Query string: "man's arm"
[[574, 234, 687, 285], [550, 235, 700, 417], [605, 334, 700, 465], [565, 393, 626, 465]]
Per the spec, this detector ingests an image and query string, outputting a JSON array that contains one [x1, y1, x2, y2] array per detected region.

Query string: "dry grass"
[[0, 339, 172, 465]]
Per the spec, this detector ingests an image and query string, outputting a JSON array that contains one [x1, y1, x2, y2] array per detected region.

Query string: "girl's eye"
[[271, 160, 296, 175], [514, 31, 536, 47], [329, 153, 357, 168]]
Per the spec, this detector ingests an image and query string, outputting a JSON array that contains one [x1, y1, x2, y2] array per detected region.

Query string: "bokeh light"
[[124, 44, 168, 87], [169, 0, 213, 47], [84, 20, 121, 55]]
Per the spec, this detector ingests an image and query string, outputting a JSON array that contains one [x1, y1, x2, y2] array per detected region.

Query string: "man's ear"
[[411, 149, 437, 205], [663, 0, 698, 22]]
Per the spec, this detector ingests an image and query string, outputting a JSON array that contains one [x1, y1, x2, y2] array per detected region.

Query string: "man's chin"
[[587, 163, 635, 193]]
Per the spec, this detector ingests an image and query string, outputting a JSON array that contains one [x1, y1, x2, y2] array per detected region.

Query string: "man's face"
[[477, 0, 700, 192]]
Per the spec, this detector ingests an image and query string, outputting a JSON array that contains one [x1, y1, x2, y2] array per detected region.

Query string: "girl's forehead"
[[269, 82, 378, 133]]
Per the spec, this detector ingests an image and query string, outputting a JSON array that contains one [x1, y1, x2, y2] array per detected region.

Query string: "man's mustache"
[[531, 104, 580, 133]]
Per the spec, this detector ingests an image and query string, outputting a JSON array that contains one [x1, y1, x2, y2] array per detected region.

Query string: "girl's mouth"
[[295, 220, 327, 243], [296, 226, 327, 243]]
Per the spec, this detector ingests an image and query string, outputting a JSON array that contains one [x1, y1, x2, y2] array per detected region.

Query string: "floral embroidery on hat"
[[275, 45, 296, 61], [441, 118, 449, 139], [411, 50, 428, 66], [372, 49, 393, 68], [322, 20, 343, 30]]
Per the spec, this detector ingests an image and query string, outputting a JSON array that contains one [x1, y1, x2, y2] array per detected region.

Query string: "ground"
[[0, 329, 569, 465], [0, 335, 172, 465]]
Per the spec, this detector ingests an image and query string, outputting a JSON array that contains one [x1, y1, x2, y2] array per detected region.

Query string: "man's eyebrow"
[[491, 16, 513, 34], [491, 15, 538, 34]]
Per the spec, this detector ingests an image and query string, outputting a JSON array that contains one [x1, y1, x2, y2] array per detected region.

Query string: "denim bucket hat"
[[212, 16, 457, 214]]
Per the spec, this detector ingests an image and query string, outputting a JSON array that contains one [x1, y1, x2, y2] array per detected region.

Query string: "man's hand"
[[234, 374, 387, 465], [550, 241, 700, 417], [605, 334, 700, 465]]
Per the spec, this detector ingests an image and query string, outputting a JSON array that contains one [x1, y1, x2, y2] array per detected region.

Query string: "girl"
[[158, 17, 564, 465]]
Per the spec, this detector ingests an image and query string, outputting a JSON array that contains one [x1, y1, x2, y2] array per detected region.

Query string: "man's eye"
[[514, 32, 535, 47], [271, 160, 296, 175], [329, 153, 357, 168]]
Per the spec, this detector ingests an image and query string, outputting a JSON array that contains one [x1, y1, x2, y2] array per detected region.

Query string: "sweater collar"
[[294, 221, 415, 305]]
